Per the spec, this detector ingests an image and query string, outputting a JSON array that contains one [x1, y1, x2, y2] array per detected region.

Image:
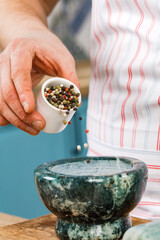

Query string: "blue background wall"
[[0, 98, 88, 219]]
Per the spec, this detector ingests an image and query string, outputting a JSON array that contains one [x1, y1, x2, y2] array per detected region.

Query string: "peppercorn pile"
[[44, 84, 80, 112]]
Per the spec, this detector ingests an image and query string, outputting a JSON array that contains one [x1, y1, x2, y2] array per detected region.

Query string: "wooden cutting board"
[[0, 214, 149, 240]]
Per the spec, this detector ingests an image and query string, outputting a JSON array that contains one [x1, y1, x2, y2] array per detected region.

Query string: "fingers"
[[10, 48, 35, 113], [0, 114, 10, 126], [34, 43, 80, 89], [50, 35, 80, 88], [31, 68, 44, 88], [59, 55, 80, 89], [0, 36, 78, 136], [0, 49, 46, 133], [0, 90, 39, 135]]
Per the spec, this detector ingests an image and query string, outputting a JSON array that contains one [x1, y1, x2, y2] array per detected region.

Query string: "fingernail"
[[32, 121, 43, 130], [23, 102, 29, 113], [26, 126, 39, 135]]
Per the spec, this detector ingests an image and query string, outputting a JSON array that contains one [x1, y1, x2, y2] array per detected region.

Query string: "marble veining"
[[56, 216, 131, 240], [34, 156, 148, 240]]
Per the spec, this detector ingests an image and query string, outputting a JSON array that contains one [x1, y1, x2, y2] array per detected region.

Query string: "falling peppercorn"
[[84, 143, 88, 149], [77, 145, 81, 151]]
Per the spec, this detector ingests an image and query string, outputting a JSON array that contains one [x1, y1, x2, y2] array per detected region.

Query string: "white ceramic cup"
[[36, 77, 81, 134]]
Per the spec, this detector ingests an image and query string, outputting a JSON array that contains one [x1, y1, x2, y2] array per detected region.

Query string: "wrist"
[[0, 0, 49, 50], [0, 17, 49, 50]]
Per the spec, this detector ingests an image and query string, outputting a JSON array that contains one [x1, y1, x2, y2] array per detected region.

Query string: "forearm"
[[0, 0, 58, 49]]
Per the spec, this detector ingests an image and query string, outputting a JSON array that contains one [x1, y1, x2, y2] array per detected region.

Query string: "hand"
[[0, 30, 79, 135]]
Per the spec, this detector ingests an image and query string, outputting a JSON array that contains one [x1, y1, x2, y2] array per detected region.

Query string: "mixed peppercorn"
[[44, 83, 89, 150], [44, 84, 80, 111]]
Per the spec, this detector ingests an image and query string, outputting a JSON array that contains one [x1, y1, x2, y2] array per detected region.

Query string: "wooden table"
[[0, 213, 27, 227], [0, 214, 149, 240]]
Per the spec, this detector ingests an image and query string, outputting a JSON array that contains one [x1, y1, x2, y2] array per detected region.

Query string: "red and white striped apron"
[[87, 0, 160, 220]]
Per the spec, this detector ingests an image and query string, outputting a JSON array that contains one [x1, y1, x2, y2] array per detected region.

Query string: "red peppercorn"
[[68, 93, 71, 96], [85, 129, 89, 133], [63, 95, 67, 99], [64, 106, 67, 110], [68, 121, 71, 125], [48, 90, 52, 93], [69, 97, 71, 101], [65, 88, 69, 92], [45, 93, 48, 97]]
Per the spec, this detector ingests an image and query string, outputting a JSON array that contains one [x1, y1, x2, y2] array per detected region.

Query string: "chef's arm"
[[0, 0, 58, 49]]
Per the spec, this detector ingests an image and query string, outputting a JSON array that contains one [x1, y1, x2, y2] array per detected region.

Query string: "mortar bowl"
[[34, 156, 148, 240]]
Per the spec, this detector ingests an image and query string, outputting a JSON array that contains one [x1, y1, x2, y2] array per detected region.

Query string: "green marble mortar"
[[34, 156, 148, 240]]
